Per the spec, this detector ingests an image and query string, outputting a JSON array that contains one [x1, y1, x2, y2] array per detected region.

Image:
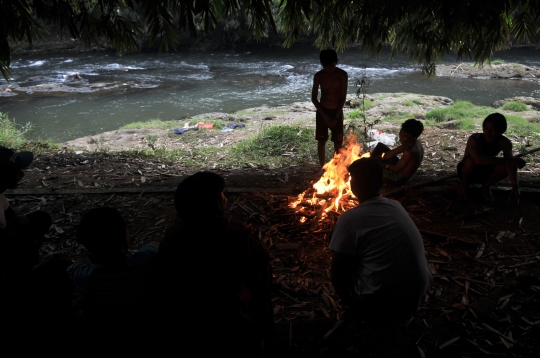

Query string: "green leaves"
[[2, 0, 540, 80]]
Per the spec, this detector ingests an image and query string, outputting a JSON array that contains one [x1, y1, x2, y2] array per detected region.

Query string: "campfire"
[[289, 132, 370, 222]]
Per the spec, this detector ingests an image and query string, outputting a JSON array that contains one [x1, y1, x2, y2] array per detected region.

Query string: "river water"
[[1, 45, 540, 142]]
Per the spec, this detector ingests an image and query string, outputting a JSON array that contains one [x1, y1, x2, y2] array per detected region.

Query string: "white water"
[[1, 45, 540, 142]]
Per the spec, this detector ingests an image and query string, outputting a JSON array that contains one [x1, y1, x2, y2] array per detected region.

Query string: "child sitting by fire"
[[370, 118, 424, 186]]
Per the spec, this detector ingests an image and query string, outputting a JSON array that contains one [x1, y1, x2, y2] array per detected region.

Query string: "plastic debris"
[[367, 129, 396, 147]]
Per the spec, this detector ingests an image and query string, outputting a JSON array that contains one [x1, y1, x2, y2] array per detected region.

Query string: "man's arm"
[[468, 136, 525, 167], [311, 73, 323, 112], [501, 138, 526, 200], [385, 150, 414, 173], [337, 70, 348, 114], [379, 144, 406, 161], [330, 251, 356, 308]]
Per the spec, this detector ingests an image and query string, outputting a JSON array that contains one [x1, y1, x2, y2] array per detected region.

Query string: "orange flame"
[[289, 132, 370, 215]]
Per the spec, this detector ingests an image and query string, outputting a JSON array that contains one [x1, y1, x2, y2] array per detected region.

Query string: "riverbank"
[[61, 92, 540, 156], [7, 106, 540, 357]]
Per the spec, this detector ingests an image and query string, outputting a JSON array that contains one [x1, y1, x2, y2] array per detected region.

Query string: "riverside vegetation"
[[3, 92, 540, 171]]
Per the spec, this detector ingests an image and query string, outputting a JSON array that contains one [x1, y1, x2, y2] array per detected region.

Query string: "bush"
[[0, 112, 32, 148], [502, 101, 528, 112], [346, 109, 365, 120], [232, 125, 314, 160], [425, 101, 492, 123]]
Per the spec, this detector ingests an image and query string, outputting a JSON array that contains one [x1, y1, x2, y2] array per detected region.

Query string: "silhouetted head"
[[0, 146, 33, 192], [174, 171, 227, 220], [320, 50, 338, 67], [348, 158, 383, 202], [401, 119, 424, 138], [483, 113, 507, 134], [77, 207, 129, 261]]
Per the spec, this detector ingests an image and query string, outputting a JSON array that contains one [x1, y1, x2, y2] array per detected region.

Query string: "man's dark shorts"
[[457, 156, 496, 184], [315, 106, 343, 145]]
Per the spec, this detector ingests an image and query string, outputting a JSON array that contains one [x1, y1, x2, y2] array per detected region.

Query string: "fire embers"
[[290, 133, 370, 218]]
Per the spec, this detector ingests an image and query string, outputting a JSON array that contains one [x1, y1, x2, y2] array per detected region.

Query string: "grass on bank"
[[125, 124, 327, 169], [425, 101, 494, 129], [0, 112, 34, 148], [502, 101, 528, 112], [0, 112, 59, 152], [3, 95, 540, 169]]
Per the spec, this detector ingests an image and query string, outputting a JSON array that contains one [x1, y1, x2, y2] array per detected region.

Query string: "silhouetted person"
[[457, 113, 526, 202], [154, 171, 274, 356], [312, 49, 348, 168], [0, 146, 71, 347], [0, 146, 52, 277], [73, 206, 160, 349]]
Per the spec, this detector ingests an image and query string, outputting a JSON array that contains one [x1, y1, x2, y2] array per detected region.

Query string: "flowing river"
[[1, 44, 540, 142]]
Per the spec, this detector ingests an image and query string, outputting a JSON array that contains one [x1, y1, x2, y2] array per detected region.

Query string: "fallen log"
[[382, 174, 458, 197], [5, 186, 293, 195], [516, 145, 540, 158]]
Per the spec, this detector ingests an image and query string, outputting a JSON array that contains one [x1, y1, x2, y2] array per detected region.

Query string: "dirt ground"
[[6, 120, 540, 357]]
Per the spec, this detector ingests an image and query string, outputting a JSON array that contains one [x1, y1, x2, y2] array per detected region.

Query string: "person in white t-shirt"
[[329, 158, 432, 316]]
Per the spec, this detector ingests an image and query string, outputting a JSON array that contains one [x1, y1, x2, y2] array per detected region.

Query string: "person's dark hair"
[[174, 171, 226, 220], [348, 158, 383, 194], [77, 207, 127, 259], [320, 50, 338, 67], [483, 113, 507, 134], [401, 119, 424, 138]]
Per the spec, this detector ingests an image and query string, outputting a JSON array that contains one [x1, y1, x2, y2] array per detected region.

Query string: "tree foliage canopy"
[[1, 0, 539, 80]]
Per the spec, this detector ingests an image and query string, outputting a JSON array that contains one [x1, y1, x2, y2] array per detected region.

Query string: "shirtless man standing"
[[312, 50, 348, 168], [457, 113, 526, 202]]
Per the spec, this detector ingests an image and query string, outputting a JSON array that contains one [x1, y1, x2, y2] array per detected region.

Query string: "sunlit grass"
[[425, 101, 494, 129], [0, 112, 33, 149], [502, 101, 528, 112]]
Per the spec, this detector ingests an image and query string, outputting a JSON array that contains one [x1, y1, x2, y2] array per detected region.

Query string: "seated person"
[[329, 158, 432, 317], [371, 119, 424, 187], [1, 146, 70, 343], [73, 207, 160, 339], [0, 146, 52, 278], [154, 171, 274, 355], [457, 113, 526, 202]]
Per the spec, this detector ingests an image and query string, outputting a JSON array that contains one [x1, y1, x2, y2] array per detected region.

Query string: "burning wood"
[[290, 132, 369, 216]]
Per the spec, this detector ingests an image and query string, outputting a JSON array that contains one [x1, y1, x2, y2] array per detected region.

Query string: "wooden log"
[[516, 146, 540, 158], [5, 186, 292, 195], [382, 174, 458, 197]]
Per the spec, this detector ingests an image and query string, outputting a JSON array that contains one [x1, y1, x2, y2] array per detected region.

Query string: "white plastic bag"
[[367, 129, 396, 146]]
